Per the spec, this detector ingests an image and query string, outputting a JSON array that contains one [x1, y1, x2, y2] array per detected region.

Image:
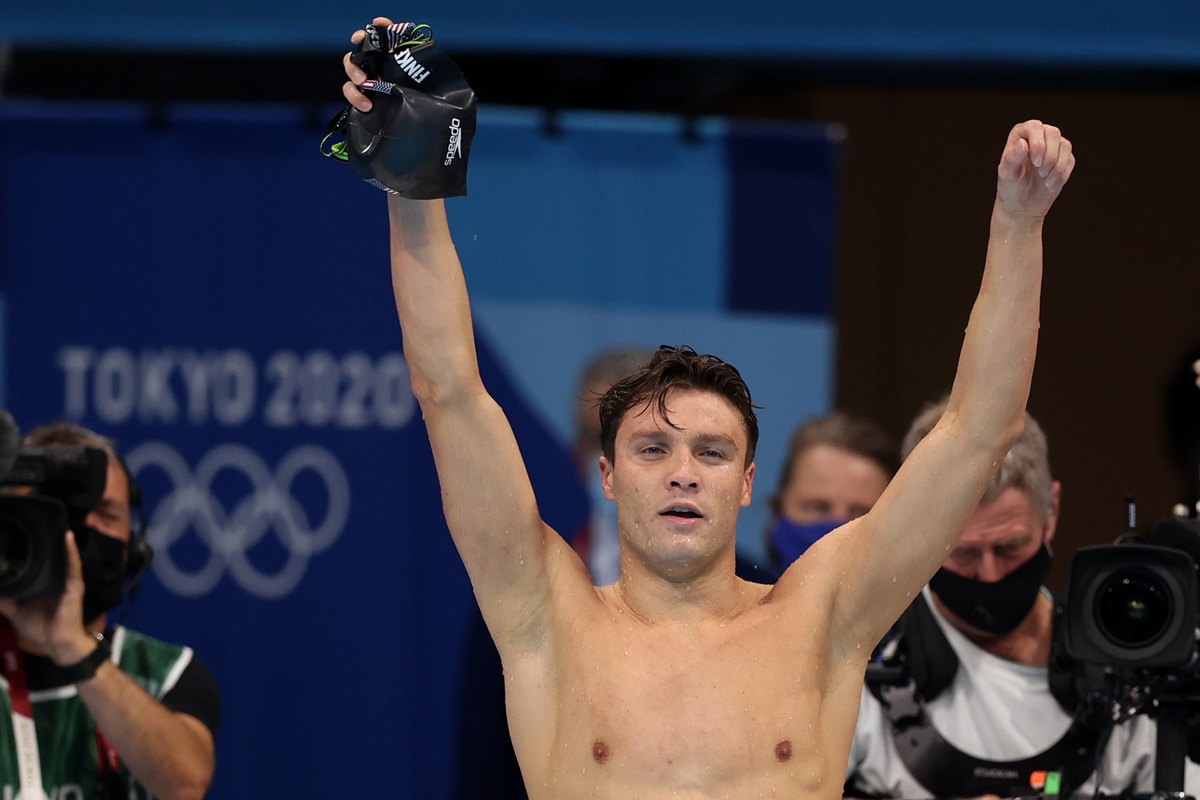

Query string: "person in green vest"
[[0, 418, 220, 800]]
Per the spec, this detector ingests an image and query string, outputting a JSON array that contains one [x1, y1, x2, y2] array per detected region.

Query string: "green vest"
[[0, 626, 191, 800]]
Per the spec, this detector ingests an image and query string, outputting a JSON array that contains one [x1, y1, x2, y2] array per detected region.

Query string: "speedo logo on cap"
[[444, 118, 463, 166], [391, 48, 430, 84]]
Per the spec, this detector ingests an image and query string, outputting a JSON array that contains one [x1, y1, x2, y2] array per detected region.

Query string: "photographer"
[[845, 402, 1158, 798], [0, 416, 219, 800]]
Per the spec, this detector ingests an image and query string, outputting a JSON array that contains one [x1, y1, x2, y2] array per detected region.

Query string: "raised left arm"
[[810, 120, 1075, 651]]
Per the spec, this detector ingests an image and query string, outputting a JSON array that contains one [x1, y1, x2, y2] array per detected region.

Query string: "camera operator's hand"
[[0, 531, 97, 664]]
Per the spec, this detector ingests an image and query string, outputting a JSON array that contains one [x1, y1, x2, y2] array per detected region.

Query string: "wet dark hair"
[[598, 345, 760, 467]]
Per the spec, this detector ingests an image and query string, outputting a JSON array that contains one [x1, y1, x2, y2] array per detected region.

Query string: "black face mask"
[[929, 543, 1052, 636], [74, 526, 129, 624]]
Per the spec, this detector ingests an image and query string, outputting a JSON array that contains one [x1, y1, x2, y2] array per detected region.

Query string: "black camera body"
[[1063, 515, 1200, 794], [1065, 535, 1200, 669], [0, 446, 109, 599]]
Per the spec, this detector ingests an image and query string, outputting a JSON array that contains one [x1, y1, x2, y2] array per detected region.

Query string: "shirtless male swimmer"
[[342, 18, 1076, 798]]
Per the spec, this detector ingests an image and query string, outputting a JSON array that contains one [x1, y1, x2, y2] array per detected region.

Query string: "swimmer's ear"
[[740, 462, 755, 508], [599, 456, 616, 501]]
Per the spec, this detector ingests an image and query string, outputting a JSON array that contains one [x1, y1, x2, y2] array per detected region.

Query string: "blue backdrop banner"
[[3, 2, 1200, 66], [0, 101, 838, 797]]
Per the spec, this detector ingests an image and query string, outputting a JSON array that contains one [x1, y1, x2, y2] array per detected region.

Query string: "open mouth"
[[661, 506, 703, 520]]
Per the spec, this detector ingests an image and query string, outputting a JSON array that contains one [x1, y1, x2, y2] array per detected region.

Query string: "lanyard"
[[0, 618, 49, 800], [95, 727, 123, 799]]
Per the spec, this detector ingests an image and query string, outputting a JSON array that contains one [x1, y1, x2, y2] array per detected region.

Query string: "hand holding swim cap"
[[327, 17, 477, 198]]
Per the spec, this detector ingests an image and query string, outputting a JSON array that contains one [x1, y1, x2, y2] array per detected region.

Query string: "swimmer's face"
[[599, 388, 754, 575]]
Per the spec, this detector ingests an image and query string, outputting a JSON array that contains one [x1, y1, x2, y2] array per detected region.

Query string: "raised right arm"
[[344, 25, 573, 645], [390, 193, 567, 641]]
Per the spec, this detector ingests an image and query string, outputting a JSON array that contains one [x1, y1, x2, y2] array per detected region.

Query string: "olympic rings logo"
[[124, 441, 350, 599]]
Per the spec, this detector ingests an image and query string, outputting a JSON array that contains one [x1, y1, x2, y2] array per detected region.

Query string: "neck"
[[933, 590, 1054, 666], [612, 558, 750, 626]]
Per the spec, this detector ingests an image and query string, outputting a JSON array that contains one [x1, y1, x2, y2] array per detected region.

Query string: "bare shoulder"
[[477, 527, 600, 653], [771, 522, 862, 604], [768, 523, 890, 653]]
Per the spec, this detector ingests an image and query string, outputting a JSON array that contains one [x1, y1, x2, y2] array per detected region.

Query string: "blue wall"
[[2, 1, 1199, 66]]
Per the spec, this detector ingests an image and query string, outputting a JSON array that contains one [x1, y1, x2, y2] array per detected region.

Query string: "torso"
[[500, 549, 869, 799]]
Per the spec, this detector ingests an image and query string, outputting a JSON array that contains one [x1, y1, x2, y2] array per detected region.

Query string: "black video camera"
[[0, 446, 109, 600], [1065, 514, 1200, 670], [1063, 510, 1200, 795]]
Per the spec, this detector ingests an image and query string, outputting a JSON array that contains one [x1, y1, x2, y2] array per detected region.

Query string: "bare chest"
[[511, 609, 849, 795]]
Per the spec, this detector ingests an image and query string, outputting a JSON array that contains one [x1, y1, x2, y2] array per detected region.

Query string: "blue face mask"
[[768, 517, 846, 567]]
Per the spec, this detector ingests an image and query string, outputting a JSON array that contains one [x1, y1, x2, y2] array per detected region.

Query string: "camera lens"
[[1094, 569, 1172, 648], [0, 530, 33, 588]]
